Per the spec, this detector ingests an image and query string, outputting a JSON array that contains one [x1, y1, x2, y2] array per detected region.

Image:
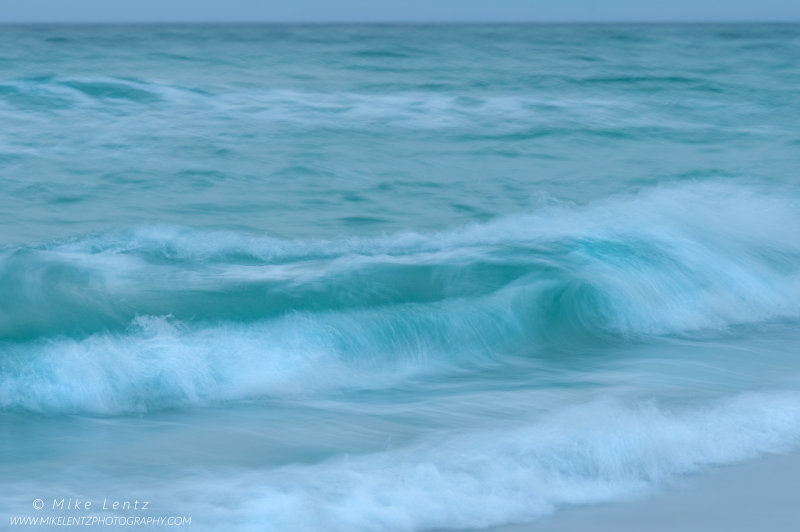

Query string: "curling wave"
[[1, 182, 799, 413]]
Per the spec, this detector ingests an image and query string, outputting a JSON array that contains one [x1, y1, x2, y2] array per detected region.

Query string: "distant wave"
[[0, 75, 778, 139]]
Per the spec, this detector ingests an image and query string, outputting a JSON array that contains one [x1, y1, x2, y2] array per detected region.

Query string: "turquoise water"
[[2, 23, 800, 530]]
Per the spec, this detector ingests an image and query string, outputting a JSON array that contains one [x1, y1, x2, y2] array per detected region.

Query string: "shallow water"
[[2, 23, 800, 530]]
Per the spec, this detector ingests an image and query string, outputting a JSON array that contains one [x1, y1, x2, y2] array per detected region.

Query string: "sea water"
[[1, 23, 800, 530]]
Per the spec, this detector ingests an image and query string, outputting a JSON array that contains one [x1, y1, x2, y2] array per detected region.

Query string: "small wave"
[[0, 76, 170, 111], [219, 391, 800, 531], [61, 79, 161, 102], [0, 76, 726, 137], [9, 390, 799, 531]]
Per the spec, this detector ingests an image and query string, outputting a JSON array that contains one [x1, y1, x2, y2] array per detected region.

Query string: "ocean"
[[1, 23, 800, 530]]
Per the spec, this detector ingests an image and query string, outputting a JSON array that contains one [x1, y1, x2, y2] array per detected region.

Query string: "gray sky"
[[2, 0, 799, 23]]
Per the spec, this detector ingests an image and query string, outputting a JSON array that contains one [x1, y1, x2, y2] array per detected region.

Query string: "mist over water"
[[2, 24, 800, 530]]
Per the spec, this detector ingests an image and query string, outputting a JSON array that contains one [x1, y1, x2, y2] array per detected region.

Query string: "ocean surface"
[[1, 23, 800, 530]]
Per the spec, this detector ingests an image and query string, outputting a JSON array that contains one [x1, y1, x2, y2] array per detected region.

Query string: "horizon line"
[[2, 20, 799, 26]]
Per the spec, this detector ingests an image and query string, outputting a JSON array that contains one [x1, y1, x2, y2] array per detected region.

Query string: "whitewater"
[[1, 23, 800, 531]]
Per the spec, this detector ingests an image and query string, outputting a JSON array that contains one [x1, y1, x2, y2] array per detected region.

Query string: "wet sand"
[[490, 451, 800, 532]]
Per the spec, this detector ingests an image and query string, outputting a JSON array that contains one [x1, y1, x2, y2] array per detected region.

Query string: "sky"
[[1, 0, 799, 23]]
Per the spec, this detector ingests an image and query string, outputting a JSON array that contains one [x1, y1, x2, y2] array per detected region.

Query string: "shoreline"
[[488, 450, 800, 532]]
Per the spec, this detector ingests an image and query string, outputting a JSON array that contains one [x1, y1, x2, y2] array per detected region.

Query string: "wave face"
[[2, 23, 800, 532], [2, 183, 799, 414]]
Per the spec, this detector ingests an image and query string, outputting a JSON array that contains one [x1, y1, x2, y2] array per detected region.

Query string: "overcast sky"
[[2, 0, 799, 23]]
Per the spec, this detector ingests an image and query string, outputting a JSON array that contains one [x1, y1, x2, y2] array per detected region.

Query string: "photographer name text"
[[52, 498, 149, 511]]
